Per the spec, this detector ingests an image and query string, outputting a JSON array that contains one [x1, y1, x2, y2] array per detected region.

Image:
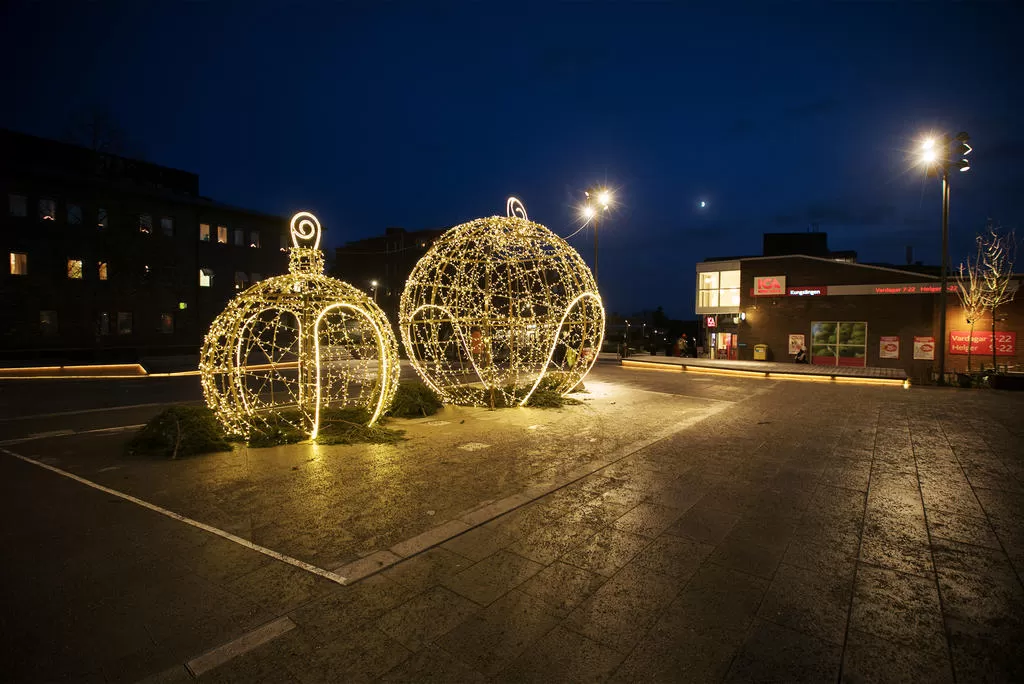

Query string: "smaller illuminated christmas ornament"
[[400, 197, 605, 406], [200, 211, 399, 440]]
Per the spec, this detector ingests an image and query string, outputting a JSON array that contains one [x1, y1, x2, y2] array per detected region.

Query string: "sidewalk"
[[619, 352, 908, 382]]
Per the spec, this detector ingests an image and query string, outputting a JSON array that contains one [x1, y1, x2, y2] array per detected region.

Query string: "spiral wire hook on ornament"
[[290, 211, 321, 250]]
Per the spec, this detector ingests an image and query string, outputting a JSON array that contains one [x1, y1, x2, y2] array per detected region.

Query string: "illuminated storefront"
[[696, 253, 1022, 381]]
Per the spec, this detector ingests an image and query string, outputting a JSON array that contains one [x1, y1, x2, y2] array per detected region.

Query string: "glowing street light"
[[581, 187, 614, 285], [370, 279, 379, 303], [916, 131, 972, 384]]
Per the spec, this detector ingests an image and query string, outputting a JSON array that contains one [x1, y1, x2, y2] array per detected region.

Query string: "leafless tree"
[[956, 237, 988, 372], [979, 222, 1017, 371]]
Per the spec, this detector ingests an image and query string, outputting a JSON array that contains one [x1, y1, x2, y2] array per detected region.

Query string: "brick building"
[[1, 129, 289, 363], [696, 233, 1021, 383]]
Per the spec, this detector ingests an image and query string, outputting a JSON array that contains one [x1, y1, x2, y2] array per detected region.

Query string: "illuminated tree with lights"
[[400, 197, 605, 407], [979, 223, 1017, 371], [200, 212, 400, 440], [956, 236, 988, 372]]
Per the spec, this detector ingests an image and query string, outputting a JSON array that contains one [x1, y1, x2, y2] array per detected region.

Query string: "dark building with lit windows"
[[0, 129, 289, 363]]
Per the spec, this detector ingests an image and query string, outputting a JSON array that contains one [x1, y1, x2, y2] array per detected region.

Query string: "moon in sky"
[[699, 200, 707, 209]]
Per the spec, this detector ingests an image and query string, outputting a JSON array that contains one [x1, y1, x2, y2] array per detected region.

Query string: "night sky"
[[2, 2, 1021, 319]]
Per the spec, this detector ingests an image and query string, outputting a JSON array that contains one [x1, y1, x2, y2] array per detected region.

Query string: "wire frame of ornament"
[[400, 197, 605, 407], [200, 211, 400, 440]]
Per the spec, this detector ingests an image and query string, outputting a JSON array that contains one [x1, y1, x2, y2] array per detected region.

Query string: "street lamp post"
[[370, 279, 378, 304], [919, 132, 971, 385], [581, 189, 612, 285]]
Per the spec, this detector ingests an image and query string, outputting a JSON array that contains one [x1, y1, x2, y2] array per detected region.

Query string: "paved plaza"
[[1, 364, 1022, 682]]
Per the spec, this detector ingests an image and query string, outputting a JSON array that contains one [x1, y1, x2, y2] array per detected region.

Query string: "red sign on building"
[[706, 316, 717, 328], [753, 275, 786, 296], [949, 331, 1016, 356]]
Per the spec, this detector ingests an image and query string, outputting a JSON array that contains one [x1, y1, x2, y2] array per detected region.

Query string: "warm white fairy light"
[[200, 211, 399, 440], [399, 197, 605, 407]]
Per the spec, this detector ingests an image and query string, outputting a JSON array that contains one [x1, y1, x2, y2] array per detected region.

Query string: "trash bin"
[[753, 344, 768, 361]]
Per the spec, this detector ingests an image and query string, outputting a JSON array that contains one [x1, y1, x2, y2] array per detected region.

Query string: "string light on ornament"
[[399, 197, 605, 407], [199, 211, 400, 440]]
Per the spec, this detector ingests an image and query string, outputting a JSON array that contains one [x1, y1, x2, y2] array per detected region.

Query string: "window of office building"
[[118, 312, 133, 335], [10, 252, 27, 275], [811, 321, 868, 367], [97, 312, 110, 336], [67, 259, 83, 279], [39, 199, 56, 221], [139, 214, 152, 234], [199, 268, 214, 287], [199, 223, 211, 241], [97, 207, 107, 229], [68, 204, 82, 225], [98, 261, 108, 280], [234, 271, 249, 290], [9, 194, 27, 217], [40, 310, 58, 335], [697, 269, 741, 311], [250, 230, 260, 248], [217, 225, 228, 244], [161, 216, 174, 236], [160, 313, 174, 334], [234, 228, 245, 246]]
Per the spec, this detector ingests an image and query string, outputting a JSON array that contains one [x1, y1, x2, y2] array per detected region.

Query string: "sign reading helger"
[[949, 331, 1016, 356]]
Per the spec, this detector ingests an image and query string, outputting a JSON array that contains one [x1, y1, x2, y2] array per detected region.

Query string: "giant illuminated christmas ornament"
[[400, 197, 605, 406], [200, 211, 399, 440]]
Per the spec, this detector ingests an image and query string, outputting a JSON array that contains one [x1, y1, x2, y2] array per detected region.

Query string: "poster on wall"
[[879, 336, 900, 359], [788, 334, 805, 355], [913, 336, 935, 360]]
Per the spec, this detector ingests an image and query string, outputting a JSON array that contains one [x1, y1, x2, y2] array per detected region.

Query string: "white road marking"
[[0, 447, 347, 586], [0, 401, 198, 422], [186, 616, 296, 676], [0, 424, 145, 446]]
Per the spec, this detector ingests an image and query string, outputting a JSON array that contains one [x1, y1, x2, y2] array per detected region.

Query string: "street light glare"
[[581, 205, 596, 220], [921, 149, 937, 164], [597, 190, 611, 207], [922, 137, 935, 150], [371, 280, 378, 287]]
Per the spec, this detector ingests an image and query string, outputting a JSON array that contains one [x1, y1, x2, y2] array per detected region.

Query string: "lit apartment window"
[[250, 230, 260, 248], [199, 268, 214, 287], [117, 312, 133, 335], [234, 228, 245, 246], [217, 225, 228, 244], [199, 223, 211, 241], [67, 204, 82, 225], [97, 208, 107, 228], [97, 312, 110, 336], [67, 259, 83, 279], [9, 194, 27, 217], [698, 272, 719, 308], [98, 262, 108, 280], [161, 217, 174, 236], [39, 199, 56, 221], [40, 310, 58, 335], [160, 313, 174, 334], [234, 271, 249, 290], [139, 214, 152, 234], [10, 252, 27, 275]]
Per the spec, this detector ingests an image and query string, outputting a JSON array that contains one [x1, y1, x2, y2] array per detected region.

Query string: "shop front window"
[[696, 268, 741, 313], [811, 321, 867, 367]]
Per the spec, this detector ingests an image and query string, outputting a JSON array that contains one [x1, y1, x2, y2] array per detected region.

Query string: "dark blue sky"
[[3, 2, 1022, 318]]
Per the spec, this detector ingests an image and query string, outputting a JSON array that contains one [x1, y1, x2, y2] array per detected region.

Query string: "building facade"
[[1, 129, 289, 363], [696, 246, 1021, 382], [334, 226, 448, 329]]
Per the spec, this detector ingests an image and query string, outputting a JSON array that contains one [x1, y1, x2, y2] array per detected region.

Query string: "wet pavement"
[[1, 364, 1022, 682]]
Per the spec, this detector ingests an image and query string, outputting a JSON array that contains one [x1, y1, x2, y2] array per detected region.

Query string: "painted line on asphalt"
[[0, 447, 347, 586], [186, 616, 296, 677], [0, 401, 199, 422], [0, 423, 146, 446]]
